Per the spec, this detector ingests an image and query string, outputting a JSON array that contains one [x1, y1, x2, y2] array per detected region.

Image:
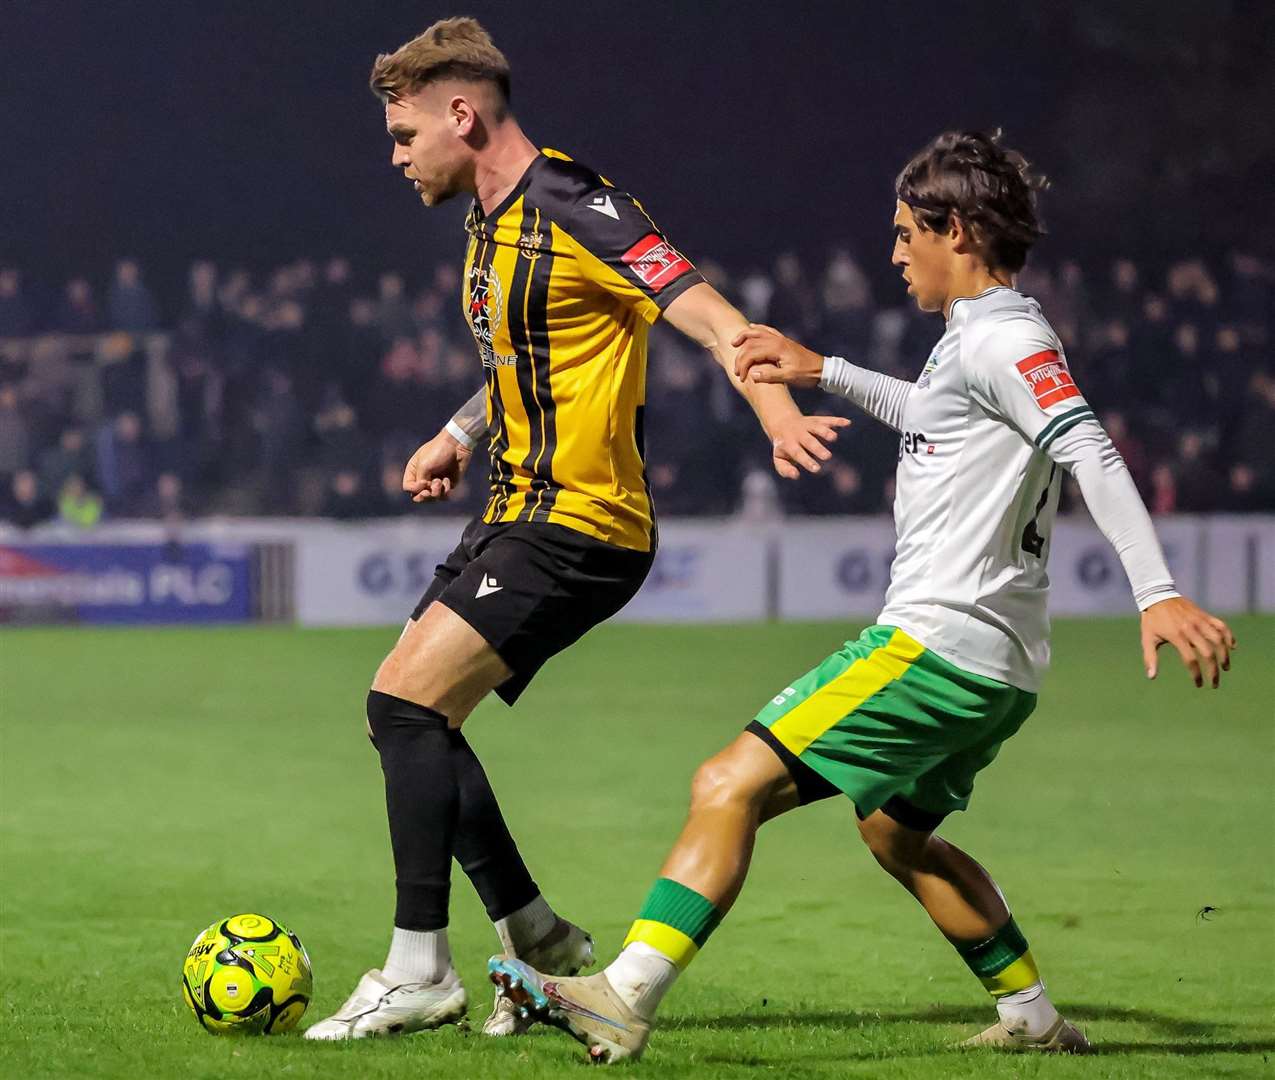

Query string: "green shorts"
[[748, 625, 1036, 828]]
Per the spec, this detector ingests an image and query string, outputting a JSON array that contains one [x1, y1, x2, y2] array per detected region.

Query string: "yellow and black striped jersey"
[[462, 149, 702, 553]]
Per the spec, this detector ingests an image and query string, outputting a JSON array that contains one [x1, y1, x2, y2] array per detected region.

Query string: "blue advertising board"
[[0, 543, 254, 624]]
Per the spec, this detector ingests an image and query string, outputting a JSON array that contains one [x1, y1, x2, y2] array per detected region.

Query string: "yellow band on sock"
[[623, 919, 699, 970], [981, 949, 1041, 997]]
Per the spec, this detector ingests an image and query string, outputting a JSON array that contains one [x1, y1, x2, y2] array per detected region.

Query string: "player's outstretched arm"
[[663, 283, 849, 478], [402, 387, 485, 503], [961, 321, 1240, 690], [1140, 596, 1236, 689], [1034, 421, 1237, 689], [1017, 406, 1237, 689], [732, 324, 913, 433]]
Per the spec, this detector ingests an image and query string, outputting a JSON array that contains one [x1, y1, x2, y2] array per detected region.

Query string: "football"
[[181, 913, 313, 1035]]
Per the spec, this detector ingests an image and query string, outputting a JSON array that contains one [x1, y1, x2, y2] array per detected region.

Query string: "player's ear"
[[449, 94, 477, 138], [948, 213, 980, 256]]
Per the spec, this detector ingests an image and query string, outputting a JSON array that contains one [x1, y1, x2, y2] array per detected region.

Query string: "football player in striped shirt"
[[489, 130, 1237, 1062], [304, 17, 848, 1041]]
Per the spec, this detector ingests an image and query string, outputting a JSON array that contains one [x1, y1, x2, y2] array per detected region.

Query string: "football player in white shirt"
[[487, 131, 1237, 1062]]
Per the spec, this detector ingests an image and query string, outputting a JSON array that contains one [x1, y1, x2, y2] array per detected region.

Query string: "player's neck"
[[473, 124, 540, 216], [942, 264, 1015, 320]]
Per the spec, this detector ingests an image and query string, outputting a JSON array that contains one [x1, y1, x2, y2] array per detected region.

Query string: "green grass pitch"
[[2, 617, 1272, 1078]]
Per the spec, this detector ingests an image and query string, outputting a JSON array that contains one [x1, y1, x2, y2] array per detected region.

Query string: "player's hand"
[[1140, 596, 1237, 688], [732, 324, 826, 389], [769, 413, 851, 479], [403, 430, 472, 503]]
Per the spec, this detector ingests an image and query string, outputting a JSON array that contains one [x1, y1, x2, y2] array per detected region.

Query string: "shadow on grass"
[[666, 1003, 1274, 1057]]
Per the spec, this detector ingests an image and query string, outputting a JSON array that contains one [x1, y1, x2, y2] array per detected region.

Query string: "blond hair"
[[370, 17, 511, 108]]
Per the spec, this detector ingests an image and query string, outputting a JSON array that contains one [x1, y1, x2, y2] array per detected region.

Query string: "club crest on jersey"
[[467, 265, 504, 345], [1016, 349, 1080, 410], [466, 265, 517, 369], [517, 230, 545, 261], [621, 233, 694, 293], [918, 349, 941, 389]]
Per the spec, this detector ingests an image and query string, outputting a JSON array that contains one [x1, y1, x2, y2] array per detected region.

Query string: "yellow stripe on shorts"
[[769, 628, 925, 757], [982, 950, 1041, 997], [623, 919, 700, 969]]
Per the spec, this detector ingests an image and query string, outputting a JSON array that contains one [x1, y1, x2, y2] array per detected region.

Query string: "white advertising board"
[[294, 520, 464, 627], [17, 513, 1267, 627], [290, 518, 770, 627], [776, 515, 1229, 622], [620, 521, 769, 622], [1200, 515, 1270, 612], [775, 517, 898, 620], [1045, 517, 1204, 615]]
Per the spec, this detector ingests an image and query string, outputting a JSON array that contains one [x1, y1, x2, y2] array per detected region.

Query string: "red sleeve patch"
[[1015, 350, 1081, 410], [621, 233, 694, 294]]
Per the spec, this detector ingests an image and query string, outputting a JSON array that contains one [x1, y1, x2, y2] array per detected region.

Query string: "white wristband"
[[445, 419, 478, 452]]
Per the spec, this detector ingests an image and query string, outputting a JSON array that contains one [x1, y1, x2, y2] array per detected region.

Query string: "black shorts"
[[411, 517, 654, 705]]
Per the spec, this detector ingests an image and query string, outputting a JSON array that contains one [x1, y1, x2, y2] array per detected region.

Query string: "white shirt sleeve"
[[819, 355, 912, 432], [1047, 423, 1180, 610], [961, 318, 1097, 448], [963, 319, 1178, 611]]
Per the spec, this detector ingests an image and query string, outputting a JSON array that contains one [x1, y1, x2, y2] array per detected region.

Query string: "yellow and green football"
[[181, 913, 313, 1035]]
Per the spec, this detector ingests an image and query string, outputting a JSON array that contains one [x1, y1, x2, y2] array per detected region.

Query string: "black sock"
[[366, 690, 456, 932], [450, 730, 541, 922]]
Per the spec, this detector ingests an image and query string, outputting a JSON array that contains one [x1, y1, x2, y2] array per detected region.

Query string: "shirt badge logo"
[[1015, 349, 1080, 410], [466, 264, 505, 347], [466, 265, 516, 369], [517, 230, 545, 261], [621, 233, 694, 293], [917, 350, 941, 389]]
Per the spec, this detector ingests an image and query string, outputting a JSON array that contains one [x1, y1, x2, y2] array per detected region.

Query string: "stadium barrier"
[[1, 515, 1271, 626], [0, 540, 260, 625], [772, 515, 1263, 618]]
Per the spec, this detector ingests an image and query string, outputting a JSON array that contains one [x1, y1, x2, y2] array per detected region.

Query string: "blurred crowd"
[[1, 249, 1273, 530]]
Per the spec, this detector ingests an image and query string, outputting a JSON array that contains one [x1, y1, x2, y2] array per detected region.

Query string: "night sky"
[[3, 1, 1264, 301]]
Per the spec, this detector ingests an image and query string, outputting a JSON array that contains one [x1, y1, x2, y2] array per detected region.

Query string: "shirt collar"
[[946, 284, 1017, 326]]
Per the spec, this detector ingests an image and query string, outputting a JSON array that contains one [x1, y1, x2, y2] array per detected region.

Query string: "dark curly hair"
[[895, 130, 1047, 273]]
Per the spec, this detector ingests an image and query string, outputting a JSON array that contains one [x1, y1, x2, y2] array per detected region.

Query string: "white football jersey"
[[877, 287, 1099, 691]]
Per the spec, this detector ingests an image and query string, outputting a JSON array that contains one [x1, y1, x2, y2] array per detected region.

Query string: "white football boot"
[[481, 918, 594, 1036], [960, 1014, 1092, 1053], [302, 968, 467, 1040], [488, 957, 650, 1063]]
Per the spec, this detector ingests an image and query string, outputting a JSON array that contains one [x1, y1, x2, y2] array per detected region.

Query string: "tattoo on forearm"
[[450, 386, 488, 441]]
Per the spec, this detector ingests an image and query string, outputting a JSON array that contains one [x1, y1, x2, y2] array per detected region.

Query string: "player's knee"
[[859, 815, 927, 880], [365, 690, 399, 746], [688, 758, 731, 808], [371, 619, 496, 727], [689, 753, 764, 811], [365, 690, 449, 751]]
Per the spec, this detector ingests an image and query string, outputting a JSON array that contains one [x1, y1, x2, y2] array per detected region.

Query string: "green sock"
[[955, 916, 1041, 997], [621, 878, 723, 969]]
